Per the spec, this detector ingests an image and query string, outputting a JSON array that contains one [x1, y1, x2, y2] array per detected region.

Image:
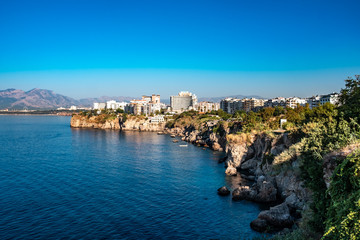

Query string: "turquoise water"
[[0, 115, 264, 239]]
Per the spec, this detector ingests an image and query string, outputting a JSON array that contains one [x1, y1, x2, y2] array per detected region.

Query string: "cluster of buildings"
[[57, 106, 90, 111], [93, 91, 219, 115], [220, 93, 339, 114], [93, 94, 167, 115], [92, 91, 339, 116], [220, 98, 265, 114]]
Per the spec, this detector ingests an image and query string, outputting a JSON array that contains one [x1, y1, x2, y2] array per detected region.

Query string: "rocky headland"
[[165, 118, 311, 233], [70, 114, 166, 132]]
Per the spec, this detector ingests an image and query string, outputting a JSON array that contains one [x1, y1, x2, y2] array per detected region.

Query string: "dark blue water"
[[0, 115, 264, 239]]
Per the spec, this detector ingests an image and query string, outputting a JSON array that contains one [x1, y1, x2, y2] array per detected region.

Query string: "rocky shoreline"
[[70, 114, 310, 233], [165, 121, 310, 233]]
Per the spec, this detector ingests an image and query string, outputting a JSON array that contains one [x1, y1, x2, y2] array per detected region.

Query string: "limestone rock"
[[259, 203, 293, 228], [212, 142, 222, 151], [217, 186, 230, 196], [251, 203, 293, 232], [250, 218, 268, 232], [225, 166, 237, 176], [225, 142, 249, 170], [232, 186, 255, 201]]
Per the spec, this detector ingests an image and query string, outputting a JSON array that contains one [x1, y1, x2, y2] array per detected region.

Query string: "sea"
[[0, 115, 266, 239]]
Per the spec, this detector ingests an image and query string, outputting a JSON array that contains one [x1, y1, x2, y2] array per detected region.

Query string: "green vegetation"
[[339, 75, 360, 122], [323, 149, 360, 240]]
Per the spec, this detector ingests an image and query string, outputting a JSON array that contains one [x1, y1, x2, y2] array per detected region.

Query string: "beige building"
[[196, 101, 220, 113]]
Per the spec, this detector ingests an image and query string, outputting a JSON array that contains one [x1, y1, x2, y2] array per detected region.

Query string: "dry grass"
[[227, 133, 254, 144], [273, 140, 304, 166]]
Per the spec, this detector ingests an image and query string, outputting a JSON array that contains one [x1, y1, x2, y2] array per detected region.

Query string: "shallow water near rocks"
[[0, 115, 267, 239]]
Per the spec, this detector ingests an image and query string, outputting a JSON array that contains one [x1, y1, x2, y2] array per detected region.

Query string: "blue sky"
[[0, 0, 359, 99]]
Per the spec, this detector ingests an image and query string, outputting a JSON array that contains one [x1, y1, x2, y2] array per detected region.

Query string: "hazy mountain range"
[[0, 88, 133, 110], [0, 88, 263, 110]]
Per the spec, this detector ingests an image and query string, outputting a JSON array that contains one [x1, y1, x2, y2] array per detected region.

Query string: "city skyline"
[[1, 0, 359, 99]]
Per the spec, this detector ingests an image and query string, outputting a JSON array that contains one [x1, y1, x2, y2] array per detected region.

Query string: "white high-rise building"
[[170, 91, 197, 112]]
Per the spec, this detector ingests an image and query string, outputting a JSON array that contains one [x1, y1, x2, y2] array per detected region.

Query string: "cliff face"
[[70, 115, 165, 132], [165, 120, 227, 151], [169, 122, 311, 232], [225, 132, 311, 232], [71, 115, 121, 129], [121, 116, 166, 132]]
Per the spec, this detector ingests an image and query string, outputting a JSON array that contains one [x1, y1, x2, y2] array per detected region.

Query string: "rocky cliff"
[[165, 120, 227, 151], [166, 121, 311, 232], [70, 114, 166, 132]]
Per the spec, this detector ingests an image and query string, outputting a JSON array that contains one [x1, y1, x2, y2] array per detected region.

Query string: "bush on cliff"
[[300, 113, 359, 232], [296, 76, 360, 238], [323, 150, 360, 240]]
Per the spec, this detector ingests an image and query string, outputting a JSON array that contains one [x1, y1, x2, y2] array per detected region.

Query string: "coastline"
[[69, 113, 309, 234]]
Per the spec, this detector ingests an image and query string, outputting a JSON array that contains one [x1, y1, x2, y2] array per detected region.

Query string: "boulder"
[[188, 130, 200, 142], [232, 186, 255, 201], [225, 166, 237, 176], [212, 142, 222, 151], [217, 186, 230, 196], [250, 218, 268, 232], [256, 203, 293, 230]]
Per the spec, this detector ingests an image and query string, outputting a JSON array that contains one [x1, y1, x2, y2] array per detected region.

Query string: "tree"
[[259, 107, 275, 121], [116, 108, 124, 113], [233, 110, 246, 121], [274, 106, 285, 116], [339, 75, 360, 122]]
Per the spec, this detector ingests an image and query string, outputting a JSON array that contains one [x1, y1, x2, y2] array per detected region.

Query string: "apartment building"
[[196, 101, 220, 113], [170, 91, 197, 112]]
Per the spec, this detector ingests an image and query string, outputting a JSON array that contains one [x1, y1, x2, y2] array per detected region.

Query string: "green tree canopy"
[[339, 75, 360, 122]]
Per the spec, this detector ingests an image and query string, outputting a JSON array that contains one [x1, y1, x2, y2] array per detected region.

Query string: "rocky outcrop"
[[167, 123, 309, 229], [232, 185, 254, 200], [165, 120, 227, 152], [225, 142, 250, 174], [70, 115, 165, 132], [71, 115, 121, 129], [232, 176, 277, 203], [251, 202, 293, 232], [225, 166, 237, 176], [223, 133, 310, 232], [121, 117, 166, 132], [217, 186, 231, 196]]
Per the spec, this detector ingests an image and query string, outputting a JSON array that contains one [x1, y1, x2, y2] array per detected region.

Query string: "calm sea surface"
[[0, 115, 265, 239]]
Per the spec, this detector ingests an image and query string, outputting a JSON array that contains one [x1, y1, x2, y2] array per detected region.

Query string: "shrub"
[[323, 150, 360, 240]]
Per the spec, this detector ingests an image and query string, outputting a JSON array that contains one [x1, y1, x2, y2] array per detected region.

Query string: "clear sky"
[[0, 0, 359, 99]]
